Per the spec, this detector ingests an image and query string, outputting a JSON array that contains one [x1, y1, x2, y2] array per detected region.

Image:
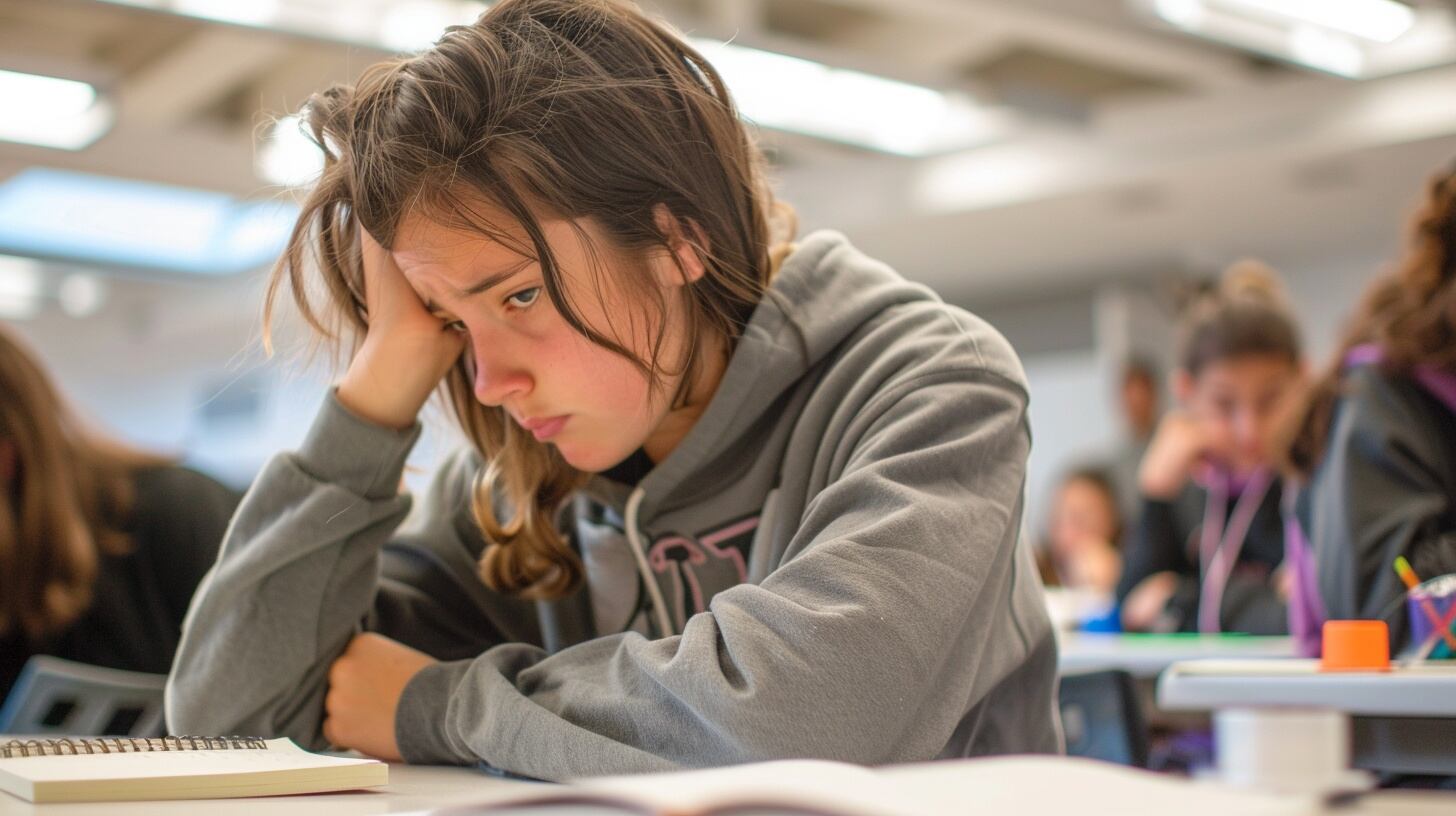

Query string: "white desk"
[[1158, 660, 1456, 715], [1158, 660, 1456, 776], [0, 762, 535, 816], [1058, 633, 1297, 678], [1, 758, 1452, 816]]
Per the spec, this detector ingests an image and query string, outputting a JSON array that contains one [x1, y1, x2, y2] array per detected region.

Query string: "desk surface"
[[1157, 659, 1456, 715], [1, 759, 1453, 816], [1058, 633, 1297, 678]]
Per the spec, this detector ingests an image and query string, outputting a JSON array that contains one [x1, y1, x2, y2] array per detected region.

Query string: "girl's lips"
[[522, 415, 568, 441]]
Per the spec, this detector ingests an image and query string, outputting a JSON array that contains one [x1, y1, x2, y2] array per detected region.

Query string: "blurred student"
[[1284, 162, 1456, 651], [0, 324, 239, 701], [1039, 466, 1123, 595], [1116, 262, 1304, 634], [1107, 358, 1163, 526], [166, 0, 1057, 778]]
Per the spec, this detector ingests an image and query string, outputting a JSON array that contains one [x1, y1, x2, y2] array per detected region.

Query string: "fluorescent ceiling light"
[[1142, 0, 1444, 78], [259, 114, 324, 187], [58, 273, 108, 318], [0, 255, 44, 320], [1289, 25, 1365, 78], [96, 1, 1006, 157], [692, 39, 1008, 156], [1216, 0, 1415, 44], [173, 0, 281, 26], [379, 1, 490, 52], [0, 169, 298, 276], [0, 69, 113, 150]]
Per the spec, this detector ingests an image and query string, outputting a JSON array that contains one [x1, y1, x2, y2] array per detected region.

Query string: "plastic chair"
[[0, 656, 166, 737]]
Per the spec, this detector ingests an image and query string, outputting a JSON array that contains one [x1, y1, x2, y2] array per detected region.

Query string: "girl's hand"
[[322, 633, 437, 762], [1138, 411, 1212, 499], [336, 228, 466, 429], [1121, 571, 1179, 632]]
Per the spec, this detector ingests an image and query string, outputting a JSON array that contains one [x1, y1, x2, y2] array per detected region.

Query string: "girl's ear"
[[651, 204, 708, 286]]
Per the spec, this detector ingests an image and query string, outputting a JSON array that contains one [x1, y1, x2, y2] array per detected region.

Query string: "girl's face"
[[1050, 478, 1118, 555], [392, 211, 704, 473], [1177, 354, 1301, 474]]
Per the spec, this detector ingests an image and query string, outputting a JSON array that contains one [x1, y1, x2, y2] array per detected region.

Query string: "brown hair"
[[1284, 164, 1456, 477], [1178, 259, 1302, 378], [0, 324, 171, 641], [265, 0, 794, 599]]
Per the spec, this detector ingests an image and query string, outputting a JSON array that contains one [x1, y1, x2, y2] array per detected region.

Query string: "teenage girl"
[[0, 324, 238, 702], [1117, 262, 1304, 635], [167, 0, 1059, 778], [1284, 162, 1456, 652]]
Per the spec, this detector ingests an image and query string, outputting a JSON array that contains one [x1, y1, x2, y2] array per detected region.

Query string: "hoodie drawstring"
[[624, 486, 674, 638]]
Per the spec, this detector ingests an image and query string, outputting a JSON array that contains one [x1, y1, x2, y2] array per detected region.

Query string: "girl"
[[1283, 162, 1456, 652], [1116, 262, 1304, 634], [0, 324, 239, 702], [166, 0, 1059, 778], [1039, 467, 1123, 595]]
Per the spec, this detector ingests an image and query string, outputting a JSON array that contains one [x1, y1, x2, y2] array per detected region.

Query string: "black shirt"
[[1116, 477, 1288, 634], [0, 465, 240, 700]]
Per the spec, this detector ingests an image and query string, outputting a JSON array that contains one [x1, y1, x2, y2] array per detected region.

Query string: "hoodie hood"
[[587, 230, 950, 518]]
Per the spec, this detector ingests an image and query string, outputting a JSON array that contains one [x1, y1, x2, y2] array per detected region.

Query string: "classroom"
[[1, 0, 1454, 813]]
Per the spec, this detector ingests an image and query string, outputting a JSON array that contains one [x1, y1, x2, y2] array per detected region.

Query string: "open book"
[[0, 736, 387, 803], [443, 755, 1314, 816]]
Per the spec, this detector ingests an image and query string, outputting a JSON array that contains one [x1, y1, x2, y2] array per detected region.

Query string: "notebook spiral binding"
[[0, 736, 267, 759]]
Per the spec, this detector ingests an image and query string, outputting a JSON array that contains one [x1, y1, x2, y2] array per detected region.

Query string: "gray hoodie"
[[166, 230, 1060, 779]]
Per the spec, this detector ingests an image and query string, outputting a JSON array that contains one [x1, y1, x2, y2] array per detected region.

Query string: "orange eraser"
[[1321, 620, 1390, 672]]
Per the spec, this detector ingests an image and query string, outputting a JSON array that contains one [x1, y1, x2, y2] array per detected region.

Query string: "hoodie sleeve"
[[1305, 368, 1456, 646], [394, 366, 1041, 778], [164, 391, 537, 746]]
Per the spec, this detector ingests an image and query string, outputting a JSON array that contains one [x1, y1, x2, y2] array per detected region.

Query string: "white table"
[[1, 758, 1452, 815], [1158, 660, 1456, 776], [1158, 660, 1456, 715], [0, 762, 535, 816], [1058, 633, 1297, 678]]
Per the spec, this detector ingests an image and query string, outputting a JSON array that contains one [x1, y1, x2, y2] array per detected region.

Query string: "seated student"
[[165, 0, 1058, 779], [1038, 467, 1123, 596], [0, 325, 240, 702], [1116, 262, 1304, 635], [1283, 161, 1456, 651]]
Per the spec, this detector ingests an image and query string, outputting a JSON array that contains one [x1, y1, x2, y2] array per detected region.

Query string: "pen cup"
[[1406, 573, 1456, 659]]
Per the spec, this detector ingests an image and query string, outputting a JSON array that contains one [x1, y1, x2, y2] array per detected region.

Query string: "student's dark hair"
[[1284, 163, 1456, 478], [0, 325, 172, 641], [1177, 259, 1302, 378], [1122, 356, 1160, 390], [1057, 465, 1124, 547], [264, 0, 796, 599]]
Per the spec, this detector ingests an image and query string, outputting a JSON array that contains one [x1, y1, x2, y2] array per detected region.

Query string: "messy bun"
[[1178, 259, 1302, 377]]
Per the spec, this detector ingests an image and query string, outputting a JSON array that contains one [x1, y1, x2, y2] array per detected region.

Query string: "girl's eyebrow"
[[423, 258, 535, 312]]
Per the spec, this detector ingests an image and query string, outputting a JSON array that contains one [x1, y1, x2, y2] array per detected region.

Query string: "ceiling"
[[2, 0, 1455, 305]]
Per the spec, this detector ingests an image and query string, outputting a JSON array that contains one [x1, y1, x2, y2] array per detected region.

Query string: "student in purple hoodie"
[[1283, 161, 1456, 653]]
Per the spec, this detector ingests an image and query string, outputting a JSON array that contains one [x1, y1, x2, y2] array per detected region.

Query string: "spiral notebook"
[[0, 736, 387, 803]]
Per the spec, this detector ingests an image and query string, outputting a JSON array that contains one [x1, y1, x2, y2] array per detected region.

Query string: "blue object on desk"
[[0, 655, 166, 737], [1080, 605, 1123, 633]]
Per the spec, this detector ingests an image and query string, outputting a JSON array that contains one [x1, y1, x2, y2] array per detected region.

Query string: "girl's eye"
[[506, 287, 541, 309], [443, 319, 467, 333]]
